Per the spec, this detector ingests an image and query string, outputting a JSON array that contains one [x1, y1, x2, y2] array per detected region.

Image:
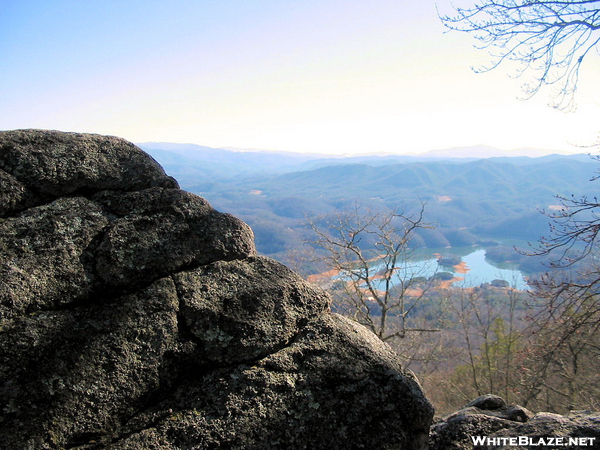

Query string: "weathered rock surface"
[[0, 130, 433, 449], [429, 394, 600, 450]]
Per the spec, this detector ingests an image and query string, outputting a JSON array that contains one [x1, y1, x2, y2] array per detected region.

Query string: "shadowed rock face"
[[0, 130, 433, 449]]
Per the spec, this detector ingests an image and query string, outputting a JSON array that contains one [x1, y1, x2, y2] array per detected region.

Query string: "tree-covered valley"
[[142, 143, 597, 275], [141, 143, 600, 414]]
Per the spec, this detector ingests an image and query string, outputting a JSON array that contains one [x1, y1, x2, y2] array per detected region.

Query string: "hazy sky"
[[2, 0, 599, 154]]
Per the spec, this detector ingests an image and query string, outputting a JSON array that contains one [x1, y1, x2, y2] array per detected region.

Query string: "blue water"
[[370, 249, 528, 290], [458, 249, 527, 289]]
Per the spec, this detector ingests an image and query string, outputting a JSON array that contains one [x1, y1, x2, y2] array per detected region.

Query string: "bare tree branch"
[[307, 202, 439, 342], [439, 0, 600, 110]]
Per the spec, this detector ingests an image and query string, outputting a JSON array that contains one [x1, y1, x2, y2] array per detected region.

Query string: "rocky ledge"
[[430, 394, 600, 450], [0, 130, 433, 449]]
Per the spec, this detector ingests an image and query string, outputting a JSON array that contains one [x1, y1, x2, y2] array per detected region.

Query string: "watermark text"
[[472, 436, 597, 447]]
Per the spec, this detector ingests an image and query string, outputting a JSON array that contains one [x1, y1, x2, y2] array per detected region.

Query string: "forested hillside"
[[138, 143, 600, 414], [141, 143, 598, 273]]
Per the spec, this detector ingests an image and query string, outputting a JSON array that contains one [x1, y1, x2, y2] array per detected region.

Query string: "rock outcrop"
[[430, 394, 600, 450], [0, 130, 433, 449]]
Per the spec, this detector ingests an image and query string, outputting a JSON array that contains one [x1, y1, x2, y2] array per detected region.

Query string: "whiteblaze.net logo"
[[471, 436, 597, 447]]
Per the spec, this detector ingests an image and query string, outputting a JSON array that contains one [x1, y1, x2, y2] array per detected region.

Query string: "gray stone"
[[0, 196, 109, 319], [0, 130, 434, 449], [466, 394, 506, 411], [0, 277, 182, 450], [429, 414, 517, 450], [93, 188, 256, 288], [174, 256, 330, 365], [489, 411, 600, 450], [429, 396, 598, 450], [0, 167, 40, 216], [102, 314, 433, 450], [0, 129, 177, 201]]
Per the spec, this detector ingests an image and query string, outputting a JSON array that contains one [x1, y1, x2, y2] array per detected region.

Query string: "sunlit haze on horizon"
[[2, 0, 600, 155]]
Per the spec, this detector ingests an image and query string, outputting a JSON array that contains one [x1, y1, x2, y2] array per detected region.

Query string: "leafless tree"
[[512, 272, 600, 412], [514, 257, 600, 409], [443, 286, 525, 404], [307, 202, 440, 343], [518, 190, 600, 407], [439, 0, 600, 110], [533, 186, 600, 266], [440, 0, 600, 412]]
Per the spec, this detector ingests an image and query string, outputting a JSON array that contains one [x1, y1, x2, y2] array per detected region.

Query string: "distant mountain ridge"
[[140, 142, 598, 267], [418, 145, 570, 159], [138, 142, 321, 179], [140, 142, 573, 159], [139, 142, 589, 181]]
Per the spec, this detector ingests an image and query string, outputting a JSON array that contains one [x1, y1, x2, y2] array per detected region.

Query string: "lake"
[[370, 248, 528, 290]]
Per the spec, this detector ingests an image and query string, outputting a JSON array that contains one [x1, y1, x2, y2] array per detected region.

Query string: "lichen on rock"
[[0, 129, 433, 449]]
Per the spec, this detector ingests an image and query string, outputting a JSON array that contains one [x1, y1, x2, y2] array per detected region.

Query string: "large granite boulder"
[[0, 130, 433, 449]]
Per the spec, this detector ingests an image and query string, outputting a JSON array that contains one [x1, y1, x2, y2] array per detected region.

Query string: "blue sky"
[[2, 0, 599, 154]]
